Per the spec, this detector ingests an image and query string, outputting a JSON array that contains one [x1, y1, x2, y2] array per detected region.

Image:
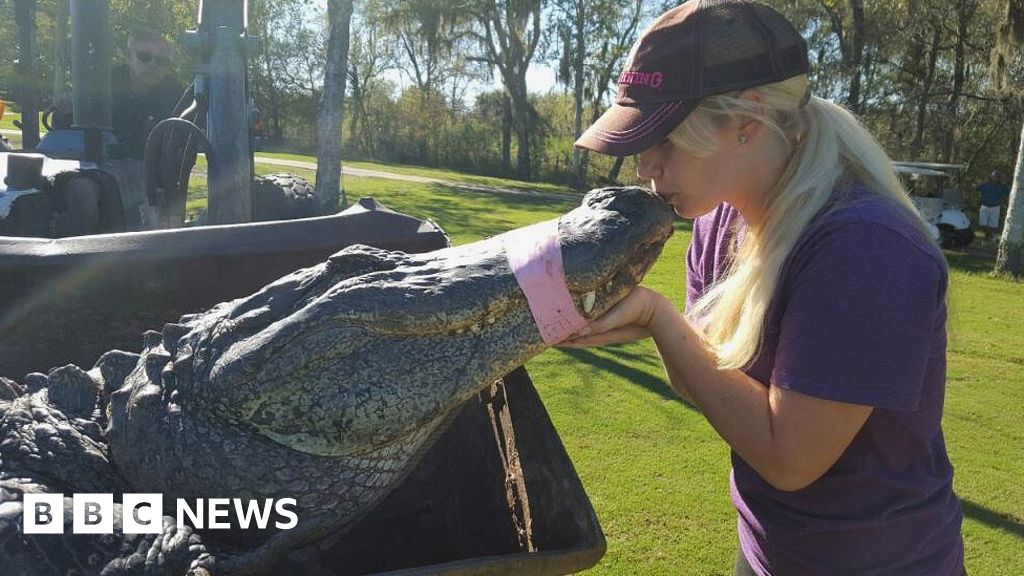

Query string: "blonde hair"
[[682, 74, 939, 369]]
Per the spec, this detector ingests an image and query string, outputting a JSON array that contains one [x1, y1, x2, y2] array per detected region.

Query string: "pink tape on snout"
[[503, 219, 588, 345]]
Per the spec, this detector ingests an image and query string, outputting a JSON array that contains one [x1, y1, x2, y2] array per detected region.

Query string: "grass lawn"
[[183, 162, 1024, 575], [0, 111, 20, 131], [256, 151, 576, 196]]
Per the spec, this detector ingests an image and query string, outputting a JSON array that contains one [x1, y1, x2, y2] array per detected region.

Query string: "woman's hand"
[[558, 286, 673, 348]]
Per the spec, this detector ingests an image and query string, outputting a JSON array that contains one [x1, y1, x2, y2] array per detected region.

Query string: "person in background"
[[0, 100, 10, 151], [563, 1, 965, 574], [112, 29, 184, 158], [43, 29, 192, 232], [976, 170, 1011, 241]]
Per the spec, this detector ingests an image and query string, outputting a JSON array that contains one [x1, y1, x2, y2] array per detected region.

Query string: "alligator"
[[0, 186, 674, 576]]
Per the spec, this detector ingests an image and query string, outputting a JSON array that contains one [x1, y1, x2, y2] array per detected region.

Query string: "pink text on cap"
[[502, 219, 589, 345]]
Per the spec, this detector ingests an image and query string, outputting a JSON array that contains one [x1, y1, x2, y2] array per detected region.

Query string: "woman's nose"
[[636, 149, 663, 180]]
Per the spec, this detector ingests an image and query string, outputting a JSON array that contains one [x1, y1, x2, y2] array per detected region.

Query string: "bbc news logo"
[[22, 493, 299, 534]]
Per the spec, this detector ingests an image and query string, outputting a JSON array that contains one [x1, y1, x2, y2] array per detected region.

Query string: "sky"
[[522, 63, 559, 95], [383, 61, 561, 105], [298, 3, 564, 104]]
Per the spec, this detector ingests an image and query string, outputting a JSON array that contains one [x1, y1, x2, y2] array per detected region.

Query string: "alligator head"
[[91, 186, 673, 571]]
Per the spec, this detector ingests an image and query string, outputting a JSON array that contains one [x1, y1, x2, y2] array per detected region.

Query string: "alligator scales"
[[0, 187, 673, 575]]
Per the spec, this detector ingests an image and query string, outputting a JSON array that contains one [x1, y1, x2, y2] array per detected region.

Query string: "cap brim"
[[574, 100, 697, 157]]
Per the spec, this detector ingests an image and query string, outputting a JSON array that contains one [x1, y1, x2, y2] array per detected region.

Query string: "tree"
[[347, 1, 395, 159], [550, 0, 642, 188], [249, 0, 294, 144], [250, 0, 327, 150], [316, 0, 355, 213], [992, 0, 1024, 277], [472, 0, 544, 181], [380, 0, 477, 97], [817, 0, 867, 113]]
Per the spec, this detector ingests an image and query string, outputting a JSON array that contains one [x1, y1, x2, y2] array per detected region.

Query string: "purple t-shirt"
[[686, 187, 964, 575]]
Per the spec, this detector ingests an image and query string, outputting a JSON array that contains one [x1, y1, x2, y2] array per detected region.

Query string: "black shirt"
[[110, 65, 184, 159]]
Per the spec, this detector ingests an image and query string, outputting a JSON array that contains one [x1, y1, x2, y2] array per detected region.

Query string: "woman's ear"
[[736, 89, 765, 143]]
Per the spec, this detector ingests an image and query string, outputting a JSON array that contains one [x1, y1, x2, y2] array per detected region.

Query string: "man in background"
[[976, 170, 1011, 241], [112, 29, 184, 158], [45, 29, 192, 232]]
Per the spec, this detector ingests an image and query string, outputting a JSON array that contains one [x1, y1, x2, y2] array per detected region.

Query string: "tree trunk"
[[359, 95, 375, 160], [911, 26, 941, 160], [941, 2, 974, 163], [53, 0, 69, 100], [995, 118, 1024, 278], [347, 76, 361, 154], [316, 0, 355, 213], [608, 156, 625, 183], [476, 0, 541, 181], [501, 93, 512, 174], [570, 2, 587, 189], [846, 0, 865, 114], [512, 83, 532, 181], [516, 130, 531, 180]]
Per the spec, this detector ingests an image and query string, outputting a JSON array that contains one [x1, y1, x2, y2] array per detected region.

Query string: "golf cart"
[[893, 161, 974, 249]]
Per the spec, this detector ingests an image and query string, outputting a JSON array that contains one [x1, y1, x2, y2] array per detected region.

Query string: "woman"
[[565, 1, 965, 574]]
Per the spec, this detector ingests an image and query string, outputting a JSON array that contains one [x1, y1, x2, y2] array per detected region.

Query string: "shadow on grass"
[[961, 498, 1024, 539], [416, 184, 694, 243], [559, 347, 694, 410], [945, 250, 996, 275], [674, 216, 694, 234], [418, 184, 578, 239], [428, 183, 577, 211]]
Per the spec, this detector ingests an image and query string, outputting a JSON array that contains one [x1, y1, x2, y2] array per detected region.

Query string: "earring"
[[738, 134, 748, 145]]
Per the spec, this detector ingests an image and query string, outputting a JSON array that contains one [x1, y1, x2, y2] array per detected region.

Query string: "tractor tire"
[[252, 172, 319, 222], [938, 225, 955, 249], [938, 224, 975, 249]]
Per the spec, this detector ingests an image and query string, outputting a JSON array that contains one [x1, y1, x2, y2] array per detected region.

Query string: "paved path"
[[0, 133, 578, 201], [253, 156, 578, 202]]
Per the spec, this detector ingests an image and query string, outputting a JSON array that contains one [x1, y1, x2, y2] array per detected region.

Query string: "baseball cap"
[[575, 0, 809, 157]]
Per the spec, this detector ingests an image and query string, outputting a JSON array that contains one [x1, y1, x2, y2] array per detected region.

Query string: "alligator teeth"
[[582, 290, 596, 314], [470, 323, 481, 333], [486, 316, 496, 324]]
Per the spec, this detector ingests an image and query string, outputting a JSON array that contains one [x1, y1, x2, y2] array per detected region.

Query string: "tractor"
[[0, 0, 317, 238]]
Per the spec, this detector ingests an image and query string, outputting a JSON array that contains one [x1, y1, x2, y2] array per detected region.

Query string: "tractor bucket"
[[314, 365, 607, 576], [0, 199, 606, 576], [0, 197, 447, 377]]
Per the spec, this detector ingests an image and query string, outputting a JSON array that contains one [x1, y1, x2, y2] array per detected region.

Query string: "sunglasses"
[[134, 51, 170, 66]]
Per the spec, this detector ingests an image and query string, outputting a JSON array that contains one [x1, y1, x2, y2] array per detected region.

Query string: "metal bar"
[[203, 0, 252, 224], [14, 0, 40, 148], [202, 0, 246, 29], [69, 0, 112, 132], [53, 0, 70, 102]]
